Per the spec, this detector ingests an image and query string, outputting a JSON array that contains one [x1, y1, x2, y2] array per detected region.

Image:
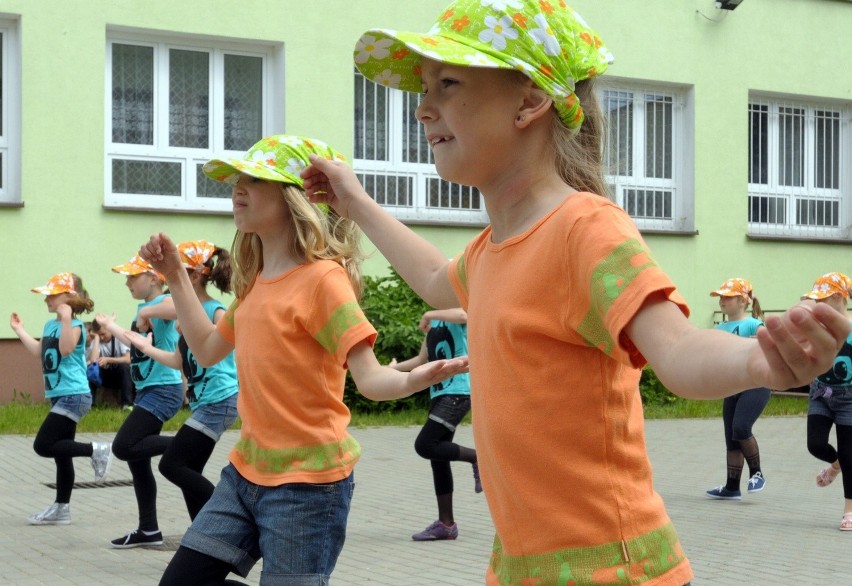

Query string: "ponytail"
[[205, 247, 233, 295], [751, 296, 764, 321], [66, 274, 94, 317]]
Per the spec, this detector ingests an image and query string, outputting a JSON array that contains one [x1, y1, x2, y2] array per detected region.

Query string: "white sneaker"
[[28, 502, 71, 525], [91, 441, 113, 482]]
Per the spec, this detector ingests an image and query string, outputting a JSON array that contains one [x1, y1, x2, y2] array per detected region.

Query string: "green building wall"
[[0, 0, 849, 400]]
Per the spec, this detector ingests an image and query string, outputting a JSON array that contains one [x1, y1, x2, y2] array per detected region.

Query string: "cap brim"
[[354, 28, 514, 93], [203, 158, 301, 186]]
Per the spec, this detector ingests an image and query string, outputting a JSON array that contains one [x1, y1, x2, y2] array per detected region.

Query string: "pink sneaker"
[[412, 520, 458, 541]]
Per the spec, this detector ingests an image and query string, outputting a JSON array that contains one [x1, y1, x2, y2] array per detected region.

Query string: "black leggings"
[[160, 546, 246, 586], [722, 388, 771, 450], [159, 425, 217, 520], [807, 414, 852, 499], [414, 395, 476, 496], [112, 407, 173, 531], [33, 412, 94, 503]]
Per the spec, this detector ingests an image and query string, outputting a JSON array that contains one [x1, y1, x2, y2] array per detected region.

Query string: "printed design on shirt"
[[314, 301, 368, 356], [224, 298, 240, 329], [129, 320, 156, 383], [489, 522, 685, 585], [455, 254, 468, 296], [179, 337, 208, 405], [817, 339, 852, 387], [234, 435, 361, 475], [41, 335, 63, 391], [577, 238, 658, 355], [426, 323, 456, 391]]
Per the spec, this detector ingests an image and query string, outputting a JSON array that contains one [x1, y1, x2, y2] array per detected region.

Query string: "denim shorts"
[[185, 394, 239, 441], [134, 383, 184, 423], [809, 384, 852, 426], [49, 393, 92, 423], [428, 394, 471, 432], [181, 463, 354, 584]]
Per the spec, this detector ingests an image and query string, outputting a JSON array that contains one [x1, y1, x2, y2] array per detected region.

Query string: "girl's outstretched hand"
[[9, 312, 23, 332], [407, 357, 470, 391], [140, 233, 182, 280], [300, 154, 369, 219], [94, 312, 116, 327], [125, 330, 153, 352], [751, 302, 851, 390]]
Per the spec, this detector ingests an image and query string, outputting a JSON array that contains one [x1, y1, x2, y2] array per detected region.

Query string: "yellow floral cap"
[[32, 272, 77, 295], [178, 240, 216, 275], [801, 272, 852, 300], [710, 278, 753, 299], [203, 135, 346, 188], [353, 0, 613, 130], [111, 254, 165, 281]]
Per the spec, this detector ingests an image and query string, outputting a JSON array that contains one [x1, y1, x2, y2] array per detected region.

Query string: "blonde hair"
[[230, 184, 364, 299], [548, 78, 611, 199]]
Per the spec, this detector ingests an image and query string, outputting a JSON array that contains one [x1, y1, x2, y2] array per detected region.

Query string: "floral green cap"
[[353, 0, 613, 130], [203, 135, 347, 188]]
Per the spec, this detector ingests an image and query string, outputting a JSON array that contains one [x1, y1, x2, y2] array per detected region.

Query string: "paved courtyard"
[[0, 414, 848, 585]]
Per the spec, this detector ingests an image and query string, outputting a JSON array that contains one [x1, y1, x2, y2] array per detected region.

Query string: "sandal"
[[817, 466, 840, 487], [840, 513, 852, 531]]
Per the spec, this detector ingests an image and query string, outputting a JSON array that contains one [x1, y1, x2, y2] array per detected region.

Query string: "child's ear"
[[516, 86, 553, 128]]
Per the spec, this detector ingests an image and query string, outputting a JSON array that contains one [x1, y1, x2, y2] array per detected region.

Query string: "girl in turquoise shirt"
[[127, 240, 239, 521]]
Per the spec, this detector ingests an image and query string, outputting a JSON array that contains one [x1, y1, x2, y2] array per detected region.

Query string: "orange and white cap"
[[710, 278, 753, 299], [801, 272, 852, 300], [177, 240, 216, 275], [111, 254, 164, 281], [31, 272, 77, 295]]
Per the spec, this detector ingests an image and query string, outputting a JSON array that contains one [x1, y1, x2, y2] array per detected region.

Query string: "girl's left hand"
[[139, 233, 183, 281], [408, 357, 470, 390], [56, 304, 72, 321], [751, 302, 851, 390]]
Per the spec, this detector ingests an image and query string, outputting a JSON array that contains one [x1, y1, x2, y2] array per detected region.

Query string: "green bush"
[[638, 367, 680, 407], [345, 268, 432, 413]]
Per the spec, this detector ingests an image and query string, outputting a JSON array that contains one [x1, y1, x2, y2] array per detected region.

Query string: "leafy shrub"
[[344, 268, 432, 413], [638, 367, 680, 406]]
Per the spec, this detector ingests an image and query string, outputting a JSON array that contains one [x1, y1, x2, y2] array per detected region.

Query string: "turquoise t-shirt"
[[130, 294, 182, 389], [715, 316, 763, 338], [41, 318, 89, 399], [426, 320, 470, 399], [178, 299, 239, 410], [815, 330, 852, 388]]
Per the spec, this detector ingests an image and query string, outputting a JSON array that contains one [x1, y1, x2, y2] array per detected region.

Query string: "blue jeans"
[[135, 383, 184, 422], [49, 393, 92, 423], [181, 463, 354, 584], [185, 394, 239, 441]]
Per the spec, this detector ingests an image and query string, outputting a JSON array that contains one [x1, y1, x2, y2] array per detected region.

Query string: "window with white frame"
[[105, 32, 283, 212], [600, 82, 693, 232], [353, 70, 487, 226], [748, 96, 850, 240], [0, 19, 21, 205]]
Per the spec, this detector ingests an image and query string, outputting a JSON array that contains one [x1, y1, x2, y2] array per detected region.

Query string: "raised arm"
[[55, 305, 82, 356], [136, 296, 177, 332], [347, 340, 468, 401], [627, 296, 851, 398], [389, 338, 429, 373], [302, 156, 459, 309], [419, 308, 467, 331], [94, 312, 135, 348], [124, 330, 182, 370], [9, 313, 41, 357], [139, 233, 233, 366]]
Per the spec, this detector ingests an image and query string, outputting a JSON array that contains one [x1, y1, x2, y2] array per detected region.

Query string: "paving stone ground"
[[1, 413, 846, 585]]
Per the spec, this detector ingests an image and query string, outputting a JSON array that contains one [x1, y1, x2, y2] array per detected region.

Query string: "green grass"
[[643, 394, 809, 419], [0, 395, 806, 436]]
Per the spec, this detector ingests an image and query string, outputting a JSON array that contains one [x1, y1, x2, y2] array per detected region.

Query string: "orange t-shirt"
[[217, 260, 377, 487], [449, 193, 693, 586]]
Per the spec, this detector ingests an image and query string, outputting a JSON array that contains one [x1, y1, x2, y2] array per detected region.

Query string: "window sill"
[[0, 201, 24, 208], [747, 233, 851, 244], [103, 203, 233, 216], [638, 228, 699, 236]]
